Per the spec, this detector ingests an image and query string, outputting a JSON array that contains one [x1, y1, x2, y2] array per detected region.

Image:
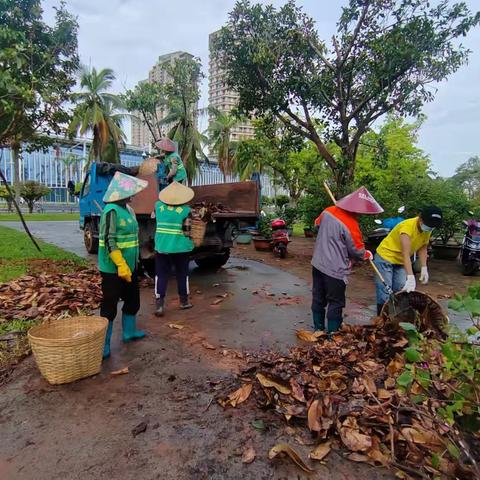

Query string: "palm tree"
[[160, 100, 207, 184], [207, 108, 243, 182], [68, 66, 126, 167]]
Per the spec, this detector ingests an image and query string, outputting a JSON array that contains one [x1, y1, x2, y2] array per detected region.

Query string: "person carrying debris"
[[311, 187, 383, 332], [152, 181, 195, 316], [98, 172, 148, 359], [155, 138, 187, 185], [374, 206, 443, 315]]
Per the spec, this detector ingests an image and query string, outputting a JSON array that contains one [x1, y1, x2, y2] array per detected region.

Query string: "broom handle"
[[369, 259, 394, 294], [323, 181, 337, 204]]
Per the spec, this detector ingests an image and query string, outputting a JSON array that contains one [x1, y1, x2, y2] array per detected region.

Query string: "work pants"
[[311, 267, 346, 325], [100, 270, 140, 322], [155, 252, 190, 300]]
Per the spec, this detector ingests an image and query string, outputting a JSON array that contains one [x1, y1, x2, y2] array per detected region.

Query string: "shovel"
[[368, 259, 399, 315]]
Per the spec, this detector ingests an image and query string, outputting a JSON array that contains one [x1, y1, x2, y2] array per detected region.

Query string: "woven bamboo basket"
[[191, 218, 207, 247], [28, 316, 108, 385], [381, 291, 449, 338]]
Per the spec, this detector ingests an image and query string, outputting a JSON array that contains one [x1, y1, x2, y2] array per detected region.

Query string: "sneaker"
[[155, 298, 165, 317]]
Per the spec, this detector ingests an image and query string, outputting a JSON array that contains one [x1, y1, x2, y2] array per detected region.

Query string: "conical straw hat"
[[336, 186, 383, 215], [103, 172, 148, 203], [158, 181, 194, 206], [155, 138, 177, 152]]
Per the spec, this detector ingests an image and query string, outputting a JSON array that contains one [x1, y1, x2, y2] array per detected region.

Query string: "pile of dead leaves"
[[0, 267, 101, 322], [219, 324, 477, 479]]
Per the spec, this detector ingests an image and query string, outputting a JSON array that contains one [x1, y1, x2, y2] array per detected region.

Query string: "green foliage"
[[159, 56, 207, 183], [398, 309, 480, 434], [215, 0, 480, 192], [0, 0, 79, 198], [0, 185, 14, 212], [298, 193, 329, 229], [207, 107, 242, 178], [257, 214, 273, 239], [19, 181, 50, 213], [68, 66, 126, 166], [275, 206, 297, 228], [261, 196, 273, 206], [123, 80, 167, 144], [452, 156, 480, 203], [274, 195, 290, 209]]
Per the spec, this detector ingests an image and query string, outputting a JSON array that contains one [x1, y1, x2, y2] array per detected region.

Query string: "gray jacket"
[[311, 206, 365, 281]]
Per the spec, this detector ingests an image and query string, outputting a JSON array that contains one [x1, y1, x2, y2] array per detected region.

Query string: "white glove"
[[419, 266, 429, 285], [402, 275, 416, 292]]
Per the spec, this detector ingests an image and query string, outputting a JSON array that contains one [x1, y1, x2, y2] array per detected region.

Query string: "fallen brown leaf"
[[309, 441, 331, 461], [268, 444, 314, 473], [168, 324, 185, 330], [202, 341, 216, 350], [111, 367, 129, 376], [296, 330, 324, 342], [339, 417, 372, 452], [211, 298, 224, 305], [224, 383, 252, 407], [256, 373, 291, 395], [307, 399, 323, 432], [242, 445, 256, 464]]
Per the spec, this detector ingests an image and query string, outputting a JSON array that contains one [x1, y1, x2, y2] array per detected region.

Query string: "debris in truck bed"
[[192, 202, 233, 223], [0, 267, 101, 322]]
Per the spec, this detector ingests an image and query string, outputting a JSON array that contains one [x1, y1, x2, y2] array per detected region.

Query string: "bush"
[[20, 181, 51, 213], [298, 194, 329, 229], [261, 195, 273, 206], [0, 185, 14, 212], [257, 213, 274, 238], [274, 194, 290, 208], [274, 205, 297, 227]]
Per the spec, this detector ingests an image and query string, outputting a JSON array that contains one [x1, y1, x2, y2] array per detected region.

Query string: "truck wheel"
[[195, 249, 230, 270], [84, 221, 99, 254]]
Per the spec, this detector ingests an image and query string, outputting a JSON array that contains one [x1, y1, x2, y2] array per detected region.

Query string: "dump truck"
[[79, 162, 259, 272]]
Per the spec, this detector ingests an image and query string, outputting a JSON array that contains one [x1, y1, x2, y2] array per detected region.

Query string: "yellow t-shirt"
[[376, 217, 431, 265]]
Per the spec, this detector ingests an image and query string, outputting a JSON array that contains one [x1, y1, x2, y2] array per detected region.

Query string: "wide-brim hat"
[[336, 186, 383, 215], [158, 181, 194, 206], [155, 137, 177, 152], [103, 171, 148, 203]]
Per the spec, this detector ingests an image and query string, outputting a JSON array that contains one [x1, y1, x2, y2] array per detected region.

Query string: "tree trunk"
[[28, 201, 33, 214], [11, 143, 21, 204]]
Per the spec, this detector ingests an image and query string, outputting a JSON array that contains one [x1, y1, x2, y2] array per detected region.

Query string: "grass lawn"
[[0, 225, 86, 283], [0, 212, 79, 222], [292, 222, 306, 237]]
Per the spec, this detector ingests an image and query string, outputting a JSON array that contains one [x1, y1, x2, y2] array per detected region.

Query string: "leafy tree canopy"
[[215, 0, 480, 193], [452, 155, 480, 202]]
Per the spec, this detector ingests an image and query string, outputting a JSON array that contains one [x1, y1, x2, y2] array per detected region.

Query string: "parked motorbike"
[[271, 218, 290, 258], [459, 213, 480, 276], [367, 206, 406, 251]]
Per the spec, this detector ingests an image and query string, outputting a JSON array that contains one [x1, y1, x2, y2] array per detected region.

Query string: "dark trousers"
[[155, 252, 190, 300], [100, 271, 140, 322], [311, 267, 346, 323]]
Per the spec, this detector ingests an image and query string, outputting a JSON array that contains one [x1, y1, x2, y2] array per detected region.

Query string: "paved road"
[[1, 221, 90, 259]]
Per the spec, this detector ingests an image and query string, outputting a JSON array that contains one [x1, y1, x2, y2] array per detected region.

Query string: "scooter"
[[459, 212, 480, 276], [271, 218, 290, 258], [367, 206, 406, 250]]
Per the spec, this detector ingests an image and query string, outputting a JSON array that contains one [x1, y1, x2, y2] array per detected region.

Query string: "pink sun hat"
[[155, 138, 177, 152], [336, 186, 383, 215]]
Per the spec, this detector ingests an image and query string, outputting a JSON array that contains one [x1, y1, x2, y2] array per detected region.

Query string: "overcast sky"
[[43, 0, 480, 177]]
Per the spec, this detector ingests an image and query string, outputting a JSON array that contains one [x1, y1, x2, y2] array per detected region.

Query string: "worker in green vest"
[[155, 137, 187, 184], [152, 181, 195, 316], [98, 171, 148, 359]]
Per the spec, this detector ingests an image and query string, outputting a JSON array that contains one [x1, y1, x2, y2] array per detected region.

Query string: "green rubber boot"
[[312, 311, 325, 331], [327, 317, 342, 334], [122, 313, 146, 343], [103, 321, 113, 359]]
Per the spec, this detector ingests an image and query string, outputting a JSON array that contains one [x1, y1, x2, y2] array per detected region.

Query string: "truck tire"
[[462, 263, 477, 276], [195, 249, 230, 270], [84, 221, 99, 254]]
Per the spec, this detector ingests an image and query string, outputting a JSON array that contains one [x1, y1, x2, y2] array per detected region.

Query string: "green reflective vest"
[[154, 201, 194, 254], [98, 203, 139, 273], [164, 152, 187, 182]]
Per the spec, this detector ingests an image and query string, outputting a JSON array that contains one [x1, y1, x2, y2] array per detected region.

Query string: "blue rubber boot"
[[122, 313, 146, 343], [103, 321, 113, 359], [327, 317, 342, 334], [312, 310, 325, 331]]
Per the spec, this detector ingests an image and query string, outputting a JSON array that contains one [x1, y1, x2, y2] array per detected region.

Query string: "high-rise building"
[[130, 51, 195, 150], [208, 31, 255, 145]]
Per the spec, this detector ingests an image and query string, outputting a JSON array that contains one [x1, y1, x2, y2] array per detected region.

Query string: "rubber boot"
[[180, 296, 193, 310], [327, 317, 342, 334], [103, 321, 113, 359], [122, 313, 146, 343], [377, 304, 384, 316], [312, 311, 325, 331], [155, 297, 165, 317]]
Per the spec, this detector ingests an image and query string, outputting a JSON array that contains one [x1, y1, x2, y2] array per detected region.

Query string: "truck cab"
[[79, 162, 259, 271]]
